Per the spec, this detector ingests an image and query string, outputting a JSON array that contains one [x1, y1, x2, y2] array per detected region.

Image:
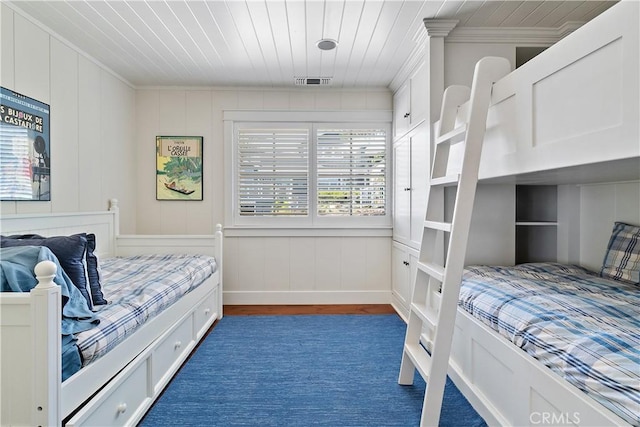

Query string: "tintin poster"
[[156, 136, 203, 200], [0, 87, 51, 201]]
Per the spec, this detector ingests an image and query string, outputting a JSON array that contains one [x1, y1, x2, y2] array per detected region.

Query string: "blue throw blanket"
[[0, 246, 99, 380]]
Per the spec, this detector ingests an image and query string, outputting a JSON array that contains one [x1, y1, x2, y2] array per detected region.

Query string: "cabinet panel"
[[391, 242, 419, 319], [393, 59, 428, 140], [409, 60, 427, 127], [393, 124, 430, 249], [392, 243, 410, 309], [393, 83, 410, 138], [410, 125, 429, 247], [393, 137, 411, 243]]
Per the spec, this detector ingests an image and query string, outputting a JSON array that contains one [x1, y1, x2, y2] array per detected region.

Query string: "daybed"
[[0, 199, 223, 426], [429, 2, 640, 426]]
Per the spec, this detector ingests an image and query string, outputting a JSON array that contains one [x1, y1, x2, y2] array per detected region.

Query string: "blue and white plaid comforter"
[[75, 253, 217, 365], [460, 263, 640, 426]]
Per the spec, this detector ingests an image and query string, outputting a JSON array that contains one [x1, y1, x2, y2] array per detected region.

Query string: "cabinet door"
[[393, 137, 411, 243], [392, 243, 419, 318], [393, 83, 410, 139], [410, 125, 430, 247], [392, 243, 410, 311], [409, 60, 428, 127]]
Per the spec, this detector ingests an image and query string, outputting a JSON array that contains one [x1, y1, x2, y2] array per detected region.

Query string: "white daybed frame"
[[437, 2, 638, 426], [0, 199, 224, 426]]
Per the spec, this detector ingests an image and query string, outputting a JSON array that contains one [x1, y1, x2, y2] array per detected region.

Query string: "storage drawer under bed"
[[194, 289, 218, 339], [150, 313, 194, 391], [66, 356, 151, 427]]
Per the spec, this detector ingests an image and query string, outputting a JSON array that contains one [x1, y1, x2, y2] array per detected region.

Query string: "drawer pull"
[[204, 308, 211, 316], [174, 341, 182, 350], [117, 403, 127, 414]]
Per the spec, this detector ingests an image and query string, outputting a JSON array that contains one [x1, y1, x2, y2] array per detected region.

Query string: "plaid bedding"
[[75, 253, 217, 365], [459, 263, 640, 426]]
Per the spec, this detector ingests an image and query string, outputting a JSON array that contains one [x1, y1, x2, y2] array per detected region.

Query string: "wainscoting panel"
[[224, 236, 392, 304]]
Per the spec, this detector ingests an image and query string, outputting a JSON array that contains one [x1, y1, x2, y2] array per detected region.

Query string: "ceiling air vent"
[[294, 77, 333, 86]]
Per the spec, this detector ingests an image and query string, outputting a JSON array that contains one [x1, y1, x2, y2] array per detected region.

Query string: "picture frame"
[[0, 87, 51, 201], [156, 136, 203, 201]]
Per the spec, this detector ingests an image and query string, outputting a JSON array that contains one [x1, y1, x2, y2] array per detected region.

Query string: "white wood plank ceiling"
[[7, 1, 617, 88]]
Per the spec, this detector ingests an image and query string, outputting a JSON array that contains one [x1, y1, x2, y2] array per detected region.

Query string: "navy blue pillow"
[[0, 234, 92, 310], [85, 233, 107, 305]]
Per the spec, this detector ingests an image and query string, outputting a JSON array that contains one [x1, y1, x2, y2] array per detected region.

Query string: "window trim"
[[224, 110, 392, 228]]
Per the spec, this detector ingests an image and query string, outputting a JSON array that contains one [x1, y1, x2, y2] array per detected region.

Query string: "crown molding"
[[445, 21, 585, 44], [423, 19, 459, 38], [390, 19, 458, 92]]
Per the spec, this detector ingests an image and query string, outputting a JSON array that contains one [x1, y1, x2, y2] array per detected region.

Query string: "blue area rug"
[[140, 314, 486, 427]]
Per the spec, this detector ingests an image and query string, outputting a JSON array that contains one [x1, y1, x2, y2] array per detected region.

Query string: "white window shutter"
[[237, 127, 309, 217], [316, 128, 386, 216]]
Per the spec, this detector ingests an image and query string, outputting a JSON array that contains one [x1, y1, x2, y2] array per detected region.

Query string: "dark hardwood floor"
[[224, 304, 397, 315]]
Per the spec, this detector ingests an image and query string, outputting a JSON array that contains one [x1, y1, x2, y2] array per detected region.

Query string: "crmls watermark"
[[529, 411, 580, 425]]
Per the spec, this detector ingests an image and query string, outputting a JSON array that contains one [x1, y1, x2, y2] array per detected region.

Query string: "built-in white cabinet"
[[392, 57, 430, 317], [393, 60, 427, 139], [391, 241, 418, 319]]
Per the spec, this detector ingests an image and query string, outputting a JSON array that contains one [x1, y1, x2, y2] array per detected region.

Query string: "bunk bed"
[[0, 199, 224, 426], [436, 2, 639, 426]]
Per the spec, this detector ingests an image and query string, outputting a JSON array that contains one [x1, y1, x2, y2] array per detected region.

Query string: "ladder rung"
[[404, 343, 432, 380], [430, 174, 459, 187], [417, 261, 444, 282], [411, 302, 438, 330], [424, 220, 451, 232], [435, 124, 467, 145]]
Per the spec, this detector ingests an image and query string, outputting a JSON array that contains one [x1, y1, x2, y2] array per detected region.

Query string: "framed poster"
[[0, 87, 51, 201], [156, 136, 203, 201]]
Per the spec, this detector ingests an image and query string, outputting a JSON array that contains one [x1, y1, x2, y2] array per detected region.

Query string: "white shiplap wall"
[[0, 4, 137, 233], [579, 181, 640, 271], [135, 86, 393, 304]]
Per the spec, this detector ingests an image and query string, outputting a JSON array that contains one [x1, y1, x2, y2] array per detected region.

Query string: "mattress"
[[75, 253, 217, 366], [459, 263, 640, 427]]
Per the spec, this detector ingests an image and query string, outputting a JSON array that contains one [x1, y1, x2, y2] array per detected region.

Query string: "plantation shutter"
[[237, 127, 309, 216], [316, 128, 386, 216]]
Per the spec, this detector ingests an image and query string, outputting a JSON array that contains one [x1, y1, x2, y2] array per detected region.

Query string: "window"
[[228, 113, 390, 228], [237, 125, 309, 217], [316, 128, 386, 217]]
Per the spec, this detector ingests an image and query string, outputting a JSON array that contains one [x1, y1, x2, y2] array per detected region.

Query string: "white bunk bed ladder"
[[398, 56, 511, 427]]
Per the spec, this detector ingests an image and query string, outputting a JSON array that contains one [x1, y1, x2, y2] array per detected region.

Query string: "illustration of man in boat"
[[164, 180, 195, 195]]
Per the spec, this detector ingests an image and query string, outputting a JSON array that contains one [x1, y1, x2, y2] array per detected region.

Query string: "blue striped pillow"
[[600, 222, 640, 285]]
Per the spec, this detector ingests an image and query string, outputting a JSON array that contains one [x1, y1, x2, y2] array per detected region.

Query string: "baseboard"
[[390, 294, 409, 322], [223, 290, 391, 305]]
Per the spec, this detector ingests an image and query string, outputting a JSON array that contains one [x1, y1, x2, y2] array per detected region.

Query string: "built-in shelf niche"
[[516, 185, 557, 264]]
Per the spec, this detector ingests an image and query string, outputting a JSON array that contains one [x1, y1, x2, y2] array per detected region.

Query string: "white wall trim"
[[223, 109, 392, 122], [135, 85, 391, 92], [445, 22, 584, 45], [224, 227, 392, 237], [223, 290, 391, 305]]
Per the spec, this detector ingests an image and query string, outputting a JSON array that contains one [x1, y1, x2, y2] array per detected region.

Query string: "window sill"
[[224, 226, 393, 237]]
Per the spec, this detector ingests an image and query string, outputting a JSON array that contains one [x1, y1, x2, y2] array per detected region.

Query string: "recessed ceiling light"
[[316, 38, 338, 51]]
